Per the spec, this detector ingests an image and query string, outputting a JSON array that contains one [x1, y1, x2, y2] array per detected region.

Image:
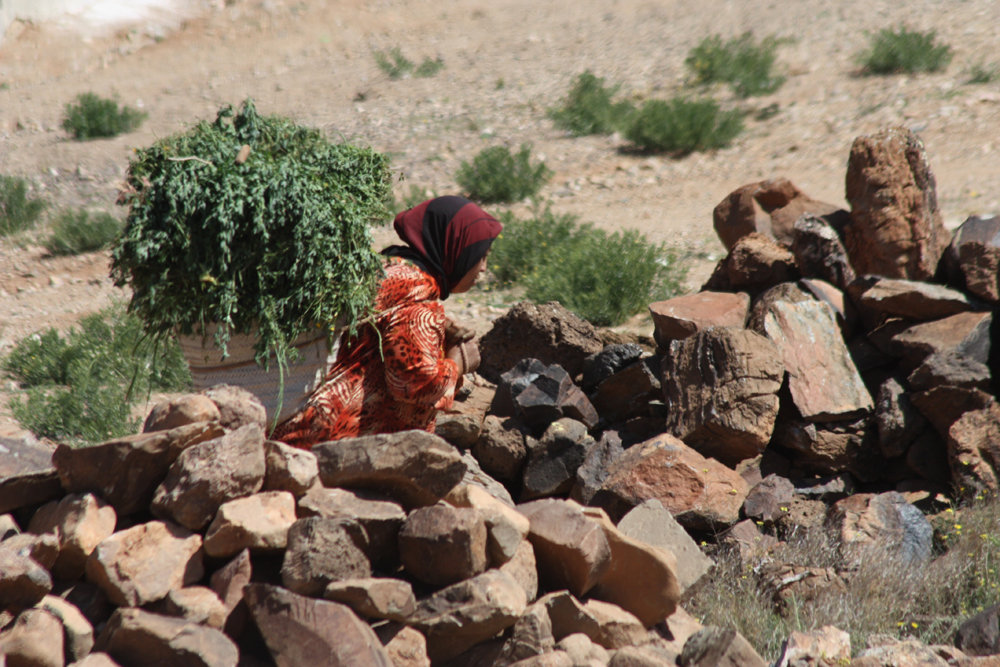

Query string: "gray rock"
[[280, 516, 371, 596]]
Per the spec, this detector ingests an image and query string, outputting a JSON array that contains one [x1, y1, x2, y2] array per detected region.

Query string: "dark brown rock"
[[792, 213, 856, 290], [492, 358, 599, 433], [847, 274, 979, 327], [478, 301, 603, 384], [85, 519, 204, 607], [662, 327, 782, 466], [0, 608, 65, 666], [940, 214, 1000, 304], [678, 626, 768, 667], [616, 499, 712, 595], [581, 344, 644, 391], [702, 232, 799, 294], [0, 433, 60, 515], [313, 430, 466, 508], [280, 516, 371, 596], [888, 310, 992, 373], [825, 491, 933, 564], [472, 415, 529, 483], [324, 578, 416, 622], [398, 504, 488, 586], [200, 384, 267, 431], [945, 403, 1000, 499], [27, 491, 117, 580], [54, 421, 224, 516], [95, 607, 238, 667], [517, 498, 611, 597], [522, 418, 595, 501], [541, 591, 648, 650], [410, 569, 527, 662], [592, 433, 748, 530], [743, 474, 795, 524], [151, 423, 267, 531], [143, 394, 221, 432], [844, 126, 949, 280], [956, 603, 1000, 657], [296, 486, 404, 568], [245, 584, 394, 666], [750, 286, 872, 423], [588, 357, 661, 425], [648, 291, 750, 347], [0, 549, 52, 610], [263, 439, 318, 497]]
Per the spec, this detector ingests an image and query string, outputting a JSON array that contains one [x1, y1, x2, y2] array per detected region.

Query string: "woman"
[[272, 195, 502, 449]]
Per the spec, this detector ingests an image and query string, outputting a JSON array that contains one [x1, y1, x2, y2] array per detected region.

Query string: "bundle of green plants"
[[685, 495, 1000, 660], [967, 61, 999, 84], [685, 32, 787, 97], [62, 92, 147, 140], [486, 207, 686, 326], [623, 96, 744, 155], [45, 208, 123, 256], [373, 47, 444, 79], [2, 303, 191, 446], [110, 98, 393, 368], [856, 26, 953, 75], [0, 175, 46, 236], [455, 144, 552, 204], [548, 70, 634, 136]]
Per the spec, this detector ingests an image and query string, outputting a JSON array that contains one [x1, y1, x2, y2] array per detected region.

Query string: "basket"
[[176, 324, 342, 424]]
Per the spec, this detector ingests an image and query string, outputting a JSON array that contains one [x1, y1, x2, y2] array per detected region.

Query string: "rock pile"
[[1, 125, 999, 666]]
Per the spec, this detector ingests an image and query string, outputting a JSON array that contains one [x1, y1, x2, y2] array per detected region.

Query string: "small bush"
[[967, 61, 1000, 84], [455, 144, 552, 204], [62, 92, 147, 140], [3, 303, 191, 445], [548, 70, 634, 136], [856, 26, 953, 75], [0, 176, 46, 236], [374, 48, 443, 79], [685, 495, 1000, 660], [487, 207, 687, 326], [45, 209, 123, 256], [623, 97, 743, 155], [685, 32, 787, 97]]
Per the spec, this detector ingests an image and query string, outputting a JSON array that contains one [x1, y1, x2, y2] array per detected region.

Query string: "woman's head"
[[385, 196, 502, 297]]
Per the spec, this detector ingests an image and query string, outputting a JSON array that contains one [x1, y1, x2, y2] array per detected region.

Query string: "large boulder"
[[844, 126, 949, 280], [478, 301, 603, 383]]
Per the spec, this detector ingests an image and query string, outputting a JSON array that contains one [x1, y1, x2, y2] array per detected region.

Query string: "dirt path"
[[1, 0, 999, 436]]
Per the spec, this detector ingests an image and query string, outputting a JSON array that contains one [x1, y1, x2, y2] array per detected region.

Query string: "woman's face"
[[451, 253, 488, 293]]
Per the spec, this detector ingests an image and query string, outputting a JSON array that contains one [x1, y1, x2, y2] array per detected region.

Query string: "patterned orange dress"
[[271, 257, 460, 448]]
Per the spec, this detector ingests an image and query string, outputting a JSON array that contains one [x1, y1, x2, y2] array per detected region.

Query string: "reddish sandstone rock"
[[844, 126, 949, 280], [592, 434, 748, 530]]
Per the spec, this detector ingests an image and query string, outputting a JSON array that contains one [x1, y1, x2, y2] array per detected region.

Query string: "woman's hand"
[[446, 339, 481, 375], [444, 317, 476, 347]]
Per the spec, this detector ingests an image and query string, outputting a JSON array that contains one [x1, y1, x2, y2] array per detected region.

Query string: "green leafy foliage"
[[685, 32, 787, 97], [548, 71, 634, 136], [45, 209, 123, 256], [623, 97, 744, 154], [110, 99, 393, 368], [455, 144, 552, 204], [0, 176, 46, 236], [3, 303, 191, 446], [486, 207, 686, 326], [856, 26, 953, 75], [374, 48, 443, 79], [62, 92, 147, 140]]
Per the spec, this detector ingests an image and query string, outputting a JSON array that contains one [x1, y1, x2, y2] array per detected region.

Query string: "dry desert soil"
[[1, 0, 999, 437]]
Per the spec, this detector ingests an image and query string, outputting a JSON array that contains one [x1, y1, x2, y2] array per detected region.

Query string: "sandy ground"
[[1, 0, 999, 435]]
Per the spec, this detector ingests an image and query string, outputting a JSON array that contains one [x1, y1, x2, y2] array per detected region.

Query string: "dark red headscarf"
[[382, 196, 502, 299]]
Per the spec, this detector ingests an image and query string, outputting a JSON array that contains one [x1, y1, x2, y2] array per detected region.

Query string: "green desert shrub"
[[623, 97, 744, 154], [455, 144, 552, 204], [62, 92, 147, 140], [45, 209, 123, 256], [0, 176, 46, 236], [487, 207, 686, 326], [967, 61, 1000, 84], [374, 48, 443, 79], [685, 495, 1000, 660], [685, 32, 787, 97], [856, 26, 953, 75], [3, 303, 191, 445], [548, 70, 634, 136]]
